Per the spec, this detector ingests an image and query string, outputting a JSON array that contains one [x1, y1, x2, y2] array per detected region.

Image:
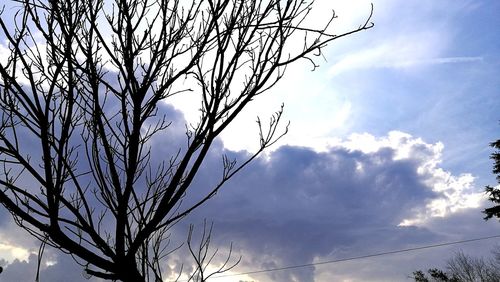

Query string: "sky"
[[0, 0, 500, 281]]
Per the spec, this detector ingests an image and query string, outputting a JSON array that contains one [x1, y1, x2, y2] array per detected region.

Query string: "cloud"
[[167, 131, 494, 281], [0, 97, 495, 281], [328, 132, 484, 225], [325, 1, 484, 77], [0, 253, 103, 282], [326, 30, 482, 76], [391, 56, 483, 68], [215, 1, 491, 154], [329, 51, 483, 75], [0, 102, 189, 280]]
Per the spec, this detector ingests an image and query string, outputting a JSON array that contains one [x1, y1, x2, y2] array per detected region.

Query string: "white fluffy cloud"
[[331, 131, 484, 226]]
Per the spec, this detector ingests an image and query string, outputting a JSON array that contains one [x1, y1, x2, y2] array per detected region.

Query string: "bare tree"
[[411, 247, 500, 282], [445, 251, 500, 282], [185, 220, 239, 282], [0, 0, 373, 281]]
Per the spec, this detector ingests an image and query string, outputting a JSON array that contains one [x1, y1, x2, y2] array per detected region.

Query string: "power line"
[[209, 233, 500, 279]]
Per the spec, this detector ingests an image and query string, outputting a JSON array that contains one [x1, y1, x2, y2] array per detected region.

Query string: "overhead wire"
[[208, 233, 500, 279]]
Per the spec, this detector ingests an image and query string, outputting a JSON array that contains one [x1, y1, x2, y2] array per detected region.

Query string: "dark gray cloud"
[[0, 101, 189, 280], [172, 140, 465, 281]]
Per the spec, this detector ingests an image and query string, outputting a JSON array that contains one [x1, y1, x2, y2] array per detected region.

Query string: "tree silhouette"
[[0, 0, 373, 280], [483, 139, 500, 220], [412, 268, 459, 282], [411, 248, 500, 282]]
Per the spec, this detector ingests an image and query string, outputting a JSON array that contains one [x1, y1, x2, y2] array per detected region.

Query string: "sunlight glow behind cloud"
[[0, 242, 32, 263]]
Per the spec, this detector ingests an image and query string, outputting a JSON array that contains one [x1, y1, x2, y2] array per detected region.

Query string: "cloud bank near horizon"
[[177, 130, 494, 281], [1, 127, 497, 282]]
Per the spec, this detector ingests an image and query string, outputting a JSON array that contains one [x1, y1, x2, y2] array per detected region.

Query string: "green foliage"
[[484, 139, 500, 220], [411, 268, 458, 282], [412, 270, 429, 282]]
